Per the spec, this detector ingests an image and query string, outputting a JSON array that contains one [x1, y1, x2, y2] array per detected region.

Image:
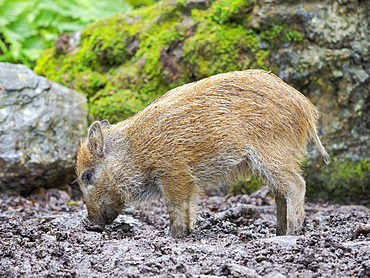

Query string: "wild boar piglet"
[[76, 69, 330, 237]]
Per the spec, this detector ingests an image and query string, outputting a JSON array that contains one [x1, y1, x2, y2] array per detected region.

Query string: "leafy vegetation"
[[0, 0, 133, 67]]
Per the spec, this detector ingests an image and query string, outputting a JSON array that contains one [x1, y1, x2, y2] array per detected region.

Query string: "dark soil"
[[0, 187, 369, 278]]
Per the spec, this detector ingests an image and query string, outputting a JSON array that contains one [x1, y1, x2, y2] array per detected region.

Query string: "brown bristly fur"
[[76, 69, 329, 237]]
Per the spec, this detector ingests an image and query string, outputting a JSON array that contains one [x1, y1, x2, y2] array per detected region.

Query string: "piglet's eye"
[[85, 172, 92, 181], [82, 170, 94, 184]]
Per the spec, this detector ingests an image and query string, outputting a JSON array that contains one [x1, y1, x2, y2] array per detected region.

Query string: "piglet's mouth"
[[83, 203, 120, 231], [101, 203, 120, 225], [83, 210, 119, 231]]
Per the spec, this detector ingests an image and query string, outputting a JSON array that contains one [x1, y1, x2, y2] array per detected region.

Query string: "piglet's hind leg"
[[275, 173, 306, 236]]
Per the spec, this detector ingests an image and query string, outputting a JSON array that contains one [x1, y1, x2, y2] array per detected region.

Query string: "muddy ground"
[[0, 186, 369, 278]]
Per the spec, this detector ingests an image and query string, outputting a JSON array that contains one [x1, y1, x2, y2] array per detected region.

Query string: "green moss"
[[35, 0, 304, 123], [183, 24, 256, 78], [207, 0, 252, 25], [70, 70, 108, 98], [183, 3, 271, 79], [306, 158, 370, 203], [90, 89, 147, 123], [260, 24, 303, 49]]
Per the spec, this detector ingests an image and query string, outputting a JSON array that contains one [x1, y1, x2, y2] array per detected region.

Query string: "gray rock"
[[260, 236, 300, 250], [215, 204, 261, 220], [255, 0, 370, 162], [0, 63, 88, 194], [226, 263, 262, 278], [264, 271, 286, 278]]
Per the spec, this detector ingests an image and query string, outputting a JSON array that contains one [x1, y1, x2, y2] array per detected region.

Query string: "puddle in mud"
[[0, 188, 369, 277]]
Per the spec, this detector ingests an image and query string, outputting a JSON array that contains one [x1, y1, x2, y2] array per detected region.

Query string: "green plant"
[[0, 0, 132, 67], [67, 200, 79, 206], [230, 175, 263, 195], [306, 158, 370, 203]]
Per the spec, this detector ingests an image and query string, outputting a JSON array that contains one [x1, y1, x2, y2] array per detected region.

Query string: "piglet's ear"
[[88, 121, 105, 156], [100, 119, 110, 129]]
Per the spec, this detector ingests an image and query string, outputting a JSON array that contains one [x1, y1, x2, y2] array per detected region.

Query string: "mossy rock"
[[305, 158, 370, 204], [35, 0, 302, 122]]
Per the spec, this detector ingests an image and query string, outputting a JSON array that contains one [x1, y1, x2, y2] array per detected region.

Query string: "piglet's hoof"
[[169, 224, 190, 238]]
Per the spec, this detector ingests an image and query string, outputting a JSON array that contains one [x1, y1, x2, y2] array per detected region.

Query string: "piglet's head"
[[76, 120, 120, 228]]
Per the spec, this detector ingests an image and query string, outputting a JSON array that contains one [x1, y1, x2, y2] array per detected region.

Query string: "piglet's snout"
[[101, 204, 119, 225]]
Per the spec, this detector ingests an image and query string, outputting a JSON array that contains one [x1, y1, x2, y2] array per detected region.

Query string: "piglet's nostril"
[[105, 210, 119, 224]]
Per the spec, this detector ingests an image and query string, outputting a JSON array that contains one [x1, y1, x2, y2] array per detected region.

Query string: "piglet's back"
[[112, 70, 317, 160]]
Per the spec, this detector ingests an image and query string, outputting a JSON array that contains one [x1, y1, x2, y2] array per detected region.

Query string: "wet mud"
[[0, 187, 369, 277]]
